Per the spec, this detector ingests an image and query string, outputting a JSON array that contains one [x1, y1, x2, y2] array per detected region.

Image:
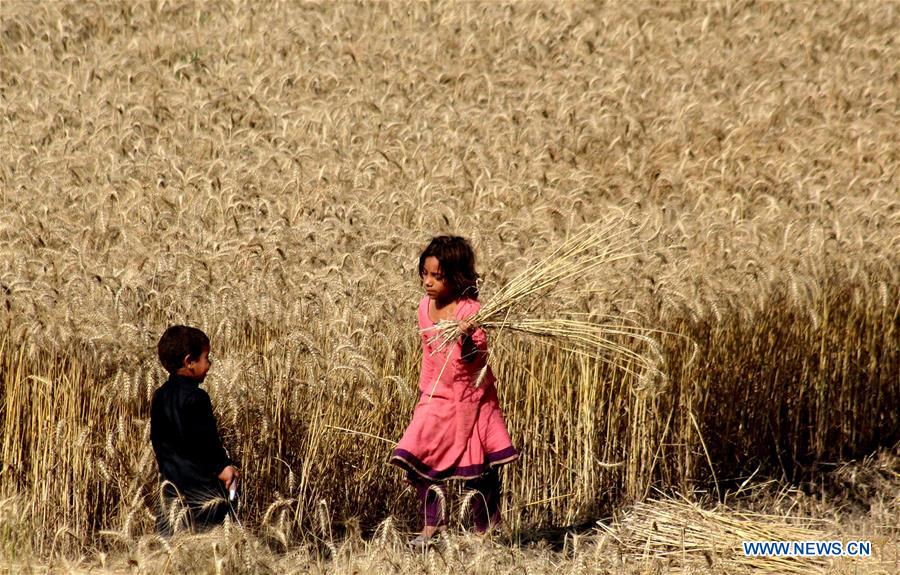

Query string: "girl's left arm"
[[459, 303, 488, 363], [461, 332, 478, 362], [460, 326, 489, 363]]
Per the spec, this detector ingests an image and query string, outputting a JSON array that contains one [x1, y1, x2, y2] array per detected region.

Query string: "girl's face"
[[421, 256, 453, 302]]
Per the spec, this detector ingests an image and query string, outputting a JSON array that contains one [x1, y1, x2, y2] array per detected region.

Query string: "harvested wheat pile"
[[605, 496, 833, 574]]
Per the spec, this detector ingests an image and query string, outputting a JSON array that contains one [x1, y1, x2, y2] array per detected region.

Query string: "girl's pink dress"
[[391, 296, 518, 479]]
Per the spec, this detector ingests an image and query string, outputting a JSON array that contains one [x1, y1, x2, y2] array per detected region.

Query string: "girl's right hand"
[[458, 319, 477, 335]]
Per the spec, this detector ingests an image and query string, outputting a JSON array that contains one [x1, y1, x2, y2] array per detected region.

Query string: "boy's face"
[[178, 346, 211, 381]]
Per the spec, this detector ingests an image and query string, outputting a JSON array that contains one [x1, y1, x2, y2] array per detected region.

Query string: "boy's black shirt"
[[150, 374, 232, 503]]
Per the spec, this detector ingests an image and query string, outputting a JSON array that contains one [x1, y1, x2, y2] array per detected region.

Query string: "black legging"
[[408, 468, 501, 532]]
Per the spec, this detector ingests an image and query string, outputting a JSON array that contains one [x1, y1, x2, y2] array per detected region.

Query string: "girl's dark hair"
[[157, 325, 210, 374], [418, 236, 479, 300]]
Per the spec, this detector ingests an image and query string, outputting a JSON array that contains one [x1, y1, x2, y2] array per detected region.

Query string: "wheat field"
[[1, 1, 898, 573]]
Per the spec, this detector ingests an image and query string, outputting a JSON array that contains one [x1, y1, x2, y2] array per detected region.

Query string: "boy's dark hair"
[[157, 325, 210, 374], [418, 236, 480, 299]]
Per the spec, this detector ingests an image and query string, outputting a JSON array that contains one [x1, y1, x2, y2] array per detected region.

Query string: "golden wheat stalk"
[[479, 316, 666, 379]]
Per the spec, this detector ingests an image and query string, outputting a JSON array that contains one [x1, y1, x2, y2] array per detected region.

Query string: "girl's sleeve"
[[463, 301, 488, 345], [473, 326, 488, 349], [460, 301, 489, 363]]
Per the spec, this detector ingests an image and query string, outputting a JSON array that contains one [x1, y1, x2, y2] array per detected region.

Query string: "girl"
[[391, 236, 518, 545]]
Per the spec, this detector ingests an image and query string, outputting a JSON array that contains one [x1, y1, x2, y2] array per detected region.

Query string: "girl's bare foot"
[[408, 526, 446, 549], [475, 521, 501, 538], [420, 525, 445, 538]]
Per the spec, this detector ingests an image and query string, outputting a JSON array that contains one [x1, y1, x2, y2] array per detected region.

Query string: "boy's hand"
[[218, 465, 239, 490]]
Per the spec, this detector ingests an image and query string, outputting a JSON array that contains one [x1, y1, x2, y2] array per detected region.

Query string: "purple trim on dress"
[[390, 446, 519, 480], [486, 446, 518, 464]]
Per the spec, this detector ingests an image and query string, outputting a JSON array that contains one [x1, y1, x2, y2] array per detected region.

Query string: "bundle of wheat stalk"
[[427, 220, 666, 383], [603, 496, 833, 574]]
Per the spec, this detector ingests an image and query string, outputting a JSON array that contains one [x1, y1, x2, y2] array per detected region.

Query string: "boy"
[[151, 325, 239, 534]]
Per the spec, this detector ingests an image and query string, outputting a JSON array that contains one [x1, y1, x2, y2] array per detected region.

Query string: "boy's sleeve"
[[185, 390, 233, 477]]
